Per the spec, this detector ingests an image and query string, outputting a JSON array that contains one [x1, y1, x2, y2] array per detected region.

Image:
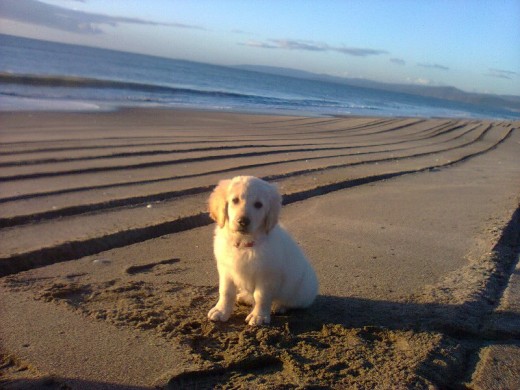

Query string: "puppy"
[[207, 176, 318, 326]]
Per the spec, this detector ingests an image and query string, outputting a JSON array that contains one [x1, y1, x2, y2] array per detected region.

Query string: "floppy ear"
[[208, 180, 230, 228], [263, 182, 282, 233]]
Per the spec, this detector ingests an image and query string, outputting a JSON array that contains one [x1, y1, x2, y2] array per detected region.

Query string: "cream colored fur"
[[207, 176, 318, 326]]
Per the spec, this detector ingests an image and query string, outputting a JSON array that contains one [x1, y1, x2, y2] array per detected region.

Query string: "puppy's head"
[[208, 176, 282, 235]]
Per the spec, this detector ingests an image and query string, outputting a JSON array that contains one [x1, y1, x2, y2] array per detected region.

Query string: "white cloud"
[[407, 77, 432, 85]]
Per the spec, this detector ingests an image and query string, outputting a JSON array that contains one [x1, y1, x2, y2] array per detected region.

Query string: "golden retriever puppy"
[[207, 176, 318, 326]]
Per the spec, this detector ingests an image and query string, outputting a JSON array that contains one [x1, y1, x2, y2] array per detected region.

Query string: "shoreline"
[[0, 110, 519, 388], [0, 97, 331, 118], [2, 92, 519, 120], [0, 101, 514, 122]]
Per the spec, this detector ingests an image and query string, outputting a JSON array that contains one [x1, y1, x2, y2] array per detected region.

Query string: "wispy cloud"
[[0, 0, 204, 34], [240, 38, 387, 57], [417, 63, 450, 71], [335, 47, 387, 56], [390, 58, 406, 66], [240, 40, 279, 49], [271, 39, 329, 52], [485, 68, 517, 80]]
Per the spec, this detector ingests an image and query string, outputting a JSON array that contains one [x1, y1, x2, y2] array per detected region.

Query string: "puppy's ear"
[[264, 182, 282, 233], [208, 180, 230, 228]]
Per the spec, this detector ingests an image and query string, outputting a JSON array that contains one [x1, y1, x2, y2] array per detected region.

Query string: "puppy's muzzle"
[[237, 216, 250, 232]]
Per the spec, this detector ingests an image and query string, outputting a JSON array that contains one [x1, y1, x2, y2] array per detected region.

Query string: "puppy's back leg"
[[272, 301, 287, 314], [237, 290, 254, 306]]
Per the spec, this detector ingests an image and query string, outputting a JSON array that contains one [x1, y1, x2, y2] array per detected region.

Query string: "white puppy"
[[207, 176, 318, 326]]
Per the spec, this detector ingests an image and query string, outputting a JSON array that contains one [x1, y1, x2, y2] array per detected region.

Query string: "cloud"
[[334, 46, 387, 56], [417, 63, 450, 71], [240, 38, 387, 57], [239, 40, 279, 49], [0, 0, 204, 34], [414, 78, 431, 85], [485, 68, 517, 80], [271, 39, 329, 52], [390, 58, 406, 66], [407, 77, 432, 86]]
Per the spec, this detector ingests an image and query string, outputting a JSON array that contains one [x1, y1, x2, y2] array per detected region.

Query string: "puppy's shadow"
[[274, 294, 519, 339], [284, 205, 520, 338]]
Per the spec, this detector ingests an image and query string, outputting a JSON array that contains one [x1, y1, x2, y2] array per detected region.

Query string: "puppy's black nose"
[[238, 216, 250, 228]]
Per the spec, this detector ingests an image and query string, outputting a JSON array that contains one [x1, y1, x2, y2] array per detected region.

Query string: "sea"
[[0, 34, 518, 119]]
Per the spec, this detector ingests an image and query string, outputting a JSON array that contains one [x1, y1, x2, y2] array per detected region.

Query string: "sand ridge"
[[0, 111, 514, 276]]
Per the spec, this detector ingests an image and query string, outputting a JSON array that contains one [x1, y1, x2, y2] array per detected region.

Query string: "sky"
[[0, 0, 519, 96]]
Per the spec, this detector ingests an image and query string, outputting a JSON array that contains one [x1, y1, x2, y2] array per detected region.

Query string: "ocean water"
[[0, 34, 517, 119]]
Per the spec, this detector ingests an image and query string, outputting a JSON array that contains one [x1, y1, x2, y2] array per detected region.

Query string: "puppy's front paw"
[[245, 312, 271, 326], [208, 306, 231, 322]]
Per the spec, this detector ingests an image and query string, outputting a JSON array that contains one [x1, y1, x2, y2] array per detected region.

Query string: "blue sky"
[[0, 0, 518, 95]]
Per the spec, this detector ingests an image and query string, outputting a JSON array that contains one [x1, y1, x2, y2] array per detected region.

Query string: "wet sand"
[[1, 109, 519, 388]]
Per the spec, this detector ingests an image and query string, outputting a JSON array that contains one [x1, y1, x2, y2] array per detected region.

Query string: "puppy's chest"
[[224, 248, 260, 284], [229, 248, 258, 272]]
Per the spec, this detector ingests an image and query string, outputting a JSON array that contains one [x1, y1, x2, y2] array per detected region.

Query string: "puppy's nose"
[[238, 216, 250, 228]]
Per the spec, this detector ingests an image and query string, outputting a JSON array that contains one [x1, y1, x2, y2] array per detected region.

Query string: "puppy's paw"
[[208, 306, 231, 322], [245, 312, 271, 326]]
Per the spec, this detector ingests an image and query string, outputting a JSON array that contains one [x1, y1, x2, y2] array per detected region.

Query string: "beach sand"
[[0, 109, 519, 388]]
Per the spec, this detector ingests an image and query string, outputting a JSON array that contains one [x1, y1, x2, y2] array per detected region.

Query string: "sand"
[[0, 109, 519, 389]]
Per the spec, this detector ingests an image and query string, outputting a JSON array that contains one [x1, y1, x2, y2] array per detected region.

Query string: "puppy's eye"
[[232, 197, 239, 205], [254, 201, 263, 209]]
